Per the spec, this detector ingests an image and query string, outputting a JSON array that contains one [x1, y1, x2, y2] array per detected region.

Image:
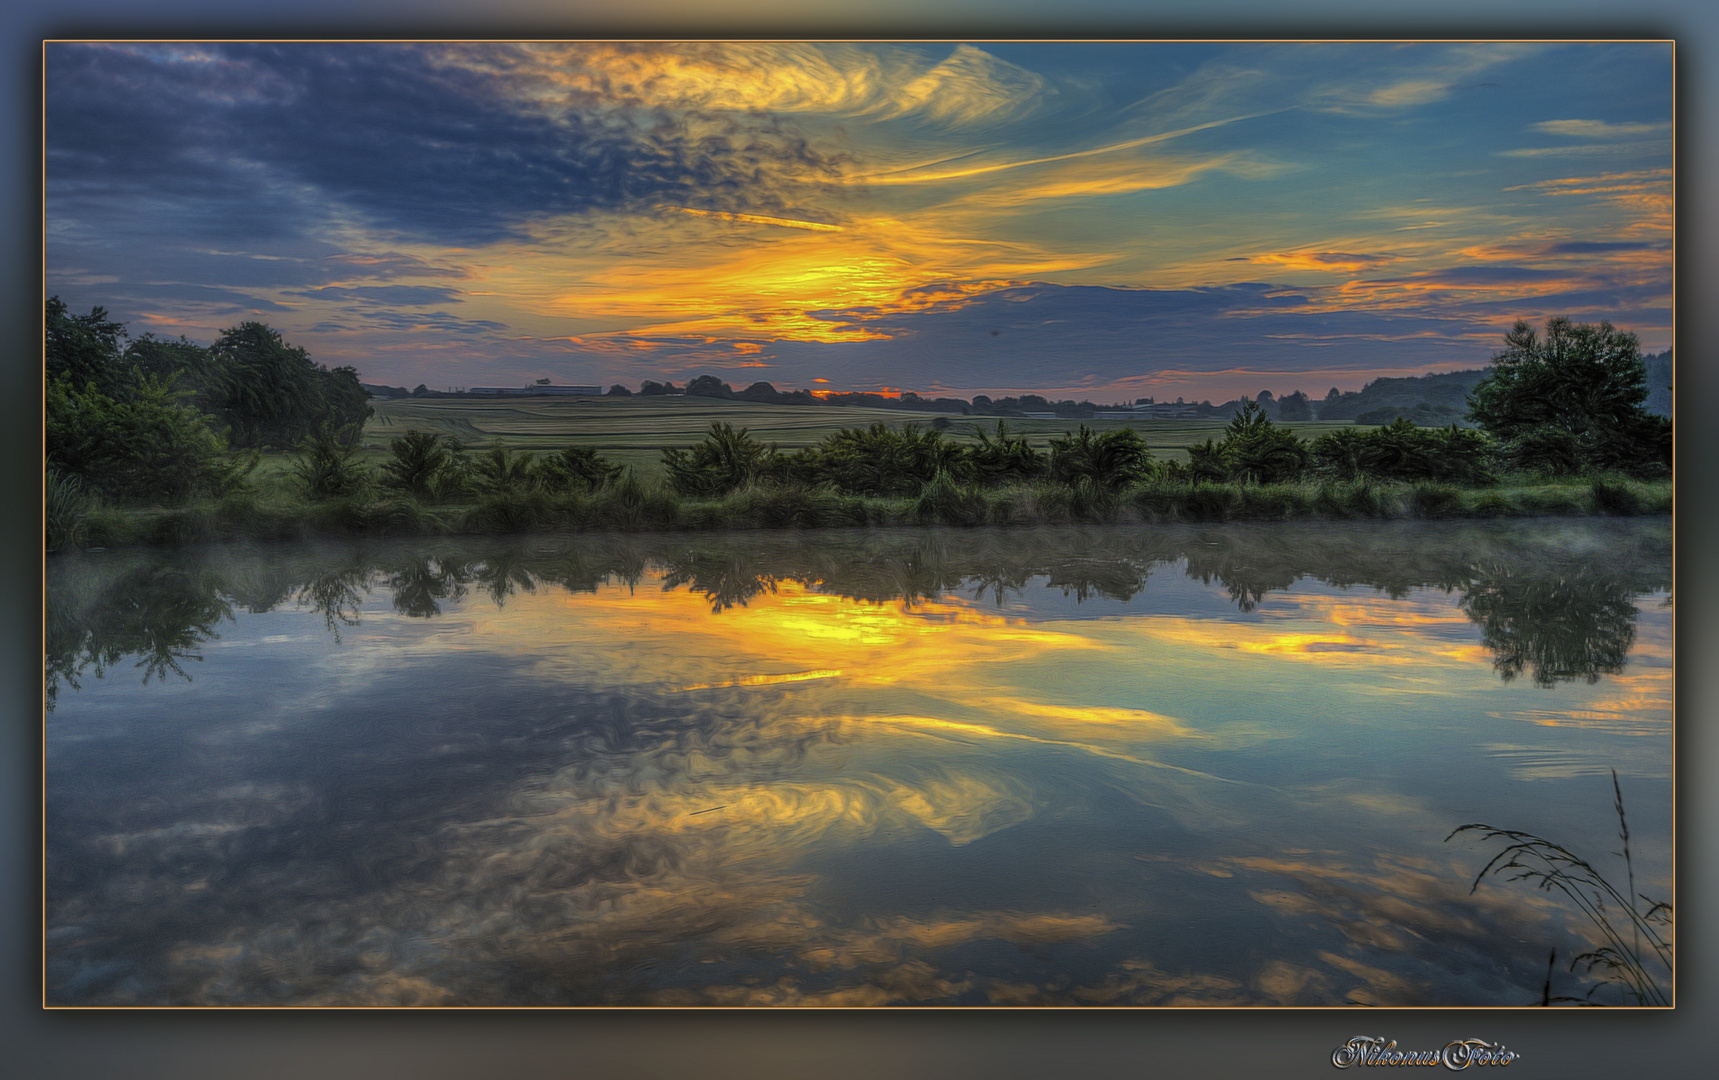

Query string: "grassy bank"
[[61, 474, 1672, 550]]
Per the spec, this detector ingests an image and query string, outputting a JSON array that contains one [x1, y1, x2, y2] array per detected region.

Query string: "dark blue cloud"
[[1543, 241, 1663, 255], [287, 285, 464, 305], [46, 43, 846, 248], [321, 252, 469, 280], [353, 310, 506, 335], [46, 282, 293, 318]]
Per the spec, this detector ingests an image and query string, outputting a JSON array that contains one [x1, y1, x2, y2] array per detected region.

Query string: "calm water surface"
[[45, 520, 1672, 1006]]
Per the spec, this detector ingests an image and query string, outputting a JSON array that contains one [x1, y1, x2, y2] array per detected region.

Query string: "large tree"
[[45, 297, 128, 397], [1466, 317, 1670, 475], [207, 322, 372, 448]]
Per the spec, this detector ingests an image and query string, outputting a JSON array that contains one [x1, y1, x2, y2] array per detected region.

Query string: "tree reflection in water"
[[1461, 562, 1642, 686], [47, 521, 1670, 706]]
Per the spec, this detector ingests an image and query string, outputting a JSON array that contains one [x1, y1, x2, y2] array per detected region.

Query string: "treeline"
[[47, 314, 1672, 549], [46, 299, 372, 502]]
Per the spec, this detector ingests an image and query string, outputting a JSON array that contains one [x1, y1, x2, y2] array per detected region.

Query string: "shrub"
[[1048, 425, 1152, 491], [662, 422, 778, 497], [1499, 424, 1585, 477], [1311, 428, 1368, 481], [289, 423, 373, 499], [964, 421, 1047, 485], [1314, 422, 1494, 485], [1185, 439, 1230, 483], [539, 446, 623, 493], [811, 423, 963, 496], [381, 430, 469, 500], [473, 441, 539, 495], [46, 374, 256, 504]]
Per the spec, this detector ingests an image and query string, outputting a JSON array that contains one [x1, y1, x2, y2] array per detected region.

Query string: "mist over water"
[[45, 521, 1672, 1006]]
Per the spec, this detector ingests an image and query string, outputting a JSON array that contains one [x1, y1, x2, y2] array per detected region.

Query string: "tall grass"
[[914, 469, 991, 525], [45, 468, 94, 552], [1448, 770, 1671, 1006], [58, 470, 1674, 549]]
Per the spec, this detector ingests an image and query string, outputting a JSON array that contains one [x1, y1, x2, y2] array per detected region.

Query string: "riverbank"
[[51, 474, 1672, 551]]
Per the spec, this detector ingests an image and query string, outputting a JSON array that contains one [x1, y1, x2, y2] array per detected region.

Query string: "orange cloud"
[[1248, 250, 1399, 274]]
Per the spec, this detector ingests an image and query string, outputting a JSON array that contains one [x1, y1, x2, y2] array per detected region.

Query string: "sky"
[[44, 40, 1673, 402]]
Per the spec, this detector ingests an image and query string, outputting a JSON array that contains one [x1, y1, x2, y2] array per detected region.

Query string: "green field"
[[361, 396, 1361, 477]]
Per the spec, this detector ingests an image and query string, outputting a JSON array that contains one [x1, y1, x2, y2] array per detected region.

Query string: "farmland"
[[363, 395, 1362, 478]]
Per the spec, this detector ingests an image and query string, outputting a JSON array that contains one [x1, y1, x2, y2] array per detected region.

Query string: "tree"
[[45, 297, 128, 397], [1467, 318, 1669, 475], [685, 375, 734, 399], [206, 322, 372, 448]]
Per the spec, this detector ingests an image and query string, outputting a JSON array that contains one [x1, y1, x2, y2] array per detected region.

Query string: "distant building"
[[1021, 412, 1058, 420], [1131, 402, 1203, 418], [467, 385, 601, 397]]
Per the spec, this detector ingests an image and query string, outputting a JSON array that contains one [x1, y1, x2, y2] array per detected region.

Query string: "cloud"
[[351, 310, 508, 335], [1245, 251, 1400, 274], [322, 252, 470, 280], [1499, 142, 1670, 158], [47, 42, 850, 248], [1531, 119, 1672, 139], [44, 41, 1674, 396], [481, 42, 1050, 131], [287, 285, 465, 306]]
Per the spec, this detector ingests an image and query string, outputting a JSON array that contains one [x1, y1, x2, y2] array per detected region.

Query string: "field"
[[359, 396, 1362, 478]]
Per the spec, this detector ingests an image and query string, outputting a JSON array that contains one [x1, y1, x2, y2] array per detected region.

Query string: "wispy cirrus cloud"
[[45, 41, 1673, 394], [1531, 118, 1671, 139]]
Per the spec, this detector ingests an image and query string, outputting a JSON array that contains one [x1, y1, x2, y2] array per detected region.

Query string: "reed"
[[1409, 482, 1466, 519], [57, 473, 1674, 549], [44, 468, 94, 552], [1448, 770, 1671, 1006], [1589, 477, 1644, 516]]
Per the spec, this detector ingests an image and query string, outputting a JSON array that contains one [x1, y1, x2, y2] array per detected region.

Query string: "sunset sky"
[[44, 40, 1673, 401]]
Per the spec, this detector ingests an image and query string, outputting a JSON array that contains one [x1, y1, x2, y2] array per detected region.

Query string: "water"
[[44, 520, 1673, 1006]]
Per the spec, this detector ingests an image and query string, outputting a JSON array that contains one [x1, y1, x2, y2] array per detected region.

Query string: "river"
[[44, 520, 1673, 1006]]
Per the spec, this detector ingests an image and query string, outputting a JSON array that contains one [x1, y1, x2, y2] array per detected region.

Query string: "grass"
[[1448, 770, 1672, 1006], [64, 471, 1672, 550]]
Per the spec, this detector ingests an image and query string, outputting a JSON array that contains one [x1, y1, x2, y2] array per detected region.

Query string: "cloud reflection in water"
[[45, 522, 1671, 1005]]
